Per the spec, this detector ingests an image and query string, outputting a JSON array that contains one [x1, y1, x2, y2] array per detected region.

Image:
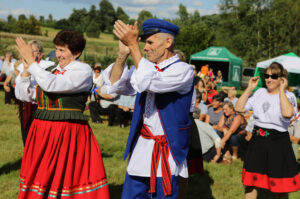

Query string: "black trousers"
[[88, 101, 117, 126], [115, 108, 133, 126], [4, 87, 16, 104]]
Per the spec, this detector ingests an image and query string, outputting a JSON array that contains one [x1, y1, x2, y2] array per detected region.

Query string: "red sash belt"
[[140, 125, 172, 196]]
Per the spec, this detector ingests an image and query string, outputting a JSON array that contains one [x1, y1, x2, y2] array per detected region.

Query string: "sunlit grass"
[[0, 89, 299, 198]]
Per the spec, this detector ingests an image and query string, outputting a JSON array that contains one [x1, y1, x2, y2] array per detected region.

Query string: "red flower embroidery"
[[259, 129, 265, 136]]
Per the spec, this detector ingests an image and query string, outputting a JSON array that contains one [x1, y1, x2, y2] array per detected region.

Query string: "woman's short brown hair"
[[264, 62, 288, 78], [53, 30, 86, 58], [223, 101, 234, 110]]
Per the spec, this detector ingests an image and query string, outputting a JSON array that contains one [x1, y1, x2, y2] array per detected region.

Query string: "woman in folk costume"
[[236, 62, 300, 199], [15, 40, 55, 146], [15, 30, 110, 199]]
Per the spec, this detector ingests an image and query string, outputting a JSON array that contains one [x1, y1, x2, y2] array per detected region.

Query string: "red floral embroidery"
[[259, 129, 265, 136], [154, 65, 163, 72], [53, 70, 66, 75]]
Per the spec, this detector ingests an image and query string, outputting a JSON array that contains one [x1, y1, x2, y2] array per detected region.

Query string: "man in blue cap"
[[103, 19, 194, 198]]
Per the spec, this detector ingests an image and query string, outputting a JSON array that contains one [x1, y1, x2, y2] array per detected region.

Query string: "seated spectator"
[[288, 104, 300, 160], [194, 78, 207, 102], [208, 67, 215, 82], [193, 108, 221, 163], [224, 88, 239, 106], [3, 60, 20, 104], [215, 70, 223, 85], [221, 86, 236, 94], [0, 56, 4, 72], [192, 65, 200, 84], [1, 52, 15, 103], [116, 94, 136, 128], [198, 64, 209, 79], [195, 91, 207, 121], [88, 85, 119, 125], [93, 63, 104, 88], [205, 95, 223, 128], [239, 111, 254, 161], [203, 75, 210, 86], [203, 82, 218, 104], [90, 63, 104, 102], [216, 101, 246, 163]]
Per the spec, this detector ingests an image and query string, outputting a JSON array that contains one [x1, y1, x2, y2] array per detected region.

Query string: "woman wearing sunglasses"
[[235, 62, 300, 199]]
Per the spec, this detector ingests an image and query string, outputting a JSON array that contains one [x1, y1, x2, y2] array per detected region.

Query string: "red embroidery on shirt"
[[53, 70, 66, 75], [155, 65, 163, 72]]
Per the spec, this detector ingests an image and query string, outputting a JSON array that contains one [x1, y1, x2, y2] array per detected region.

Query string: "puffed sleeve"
[[130, 58, 194, 94], [27, 61, 92, 93], [102, 63, 136, 95]]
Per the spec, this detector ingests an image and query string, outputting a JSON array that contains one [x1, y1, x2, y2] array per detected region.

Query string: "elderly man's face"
[[143, 33, 170, 64]]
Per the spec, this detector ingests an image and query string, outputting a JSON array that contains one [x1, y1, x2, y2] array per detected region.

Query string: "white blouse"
[[15, 61, 93, 102], [245, 88, 297, 132]]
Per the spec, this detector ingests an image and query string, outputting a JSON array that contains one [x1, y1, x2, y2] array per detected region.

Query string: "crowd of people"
[[0, 17, 299, 199]]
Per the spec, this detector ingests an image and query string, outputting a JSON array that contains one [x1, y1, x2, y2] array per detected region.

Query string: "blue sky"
[[0, 0, 220, 20]]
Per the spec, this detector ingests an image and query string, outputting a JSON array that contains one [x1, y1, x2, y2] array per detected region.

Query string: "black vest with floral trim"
[[34, 65, 90, 121]]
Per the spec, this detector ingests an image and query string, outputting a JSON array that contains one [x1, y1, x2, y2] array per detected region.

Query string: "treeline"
[[0, 0, 299, 66], [217, 0, 300, 66], [0, 14, 41, 35]]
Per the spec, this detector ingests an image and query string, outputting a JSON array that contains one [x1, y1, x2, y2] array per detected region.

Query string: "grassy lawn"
[[0, 90, 300, 199]]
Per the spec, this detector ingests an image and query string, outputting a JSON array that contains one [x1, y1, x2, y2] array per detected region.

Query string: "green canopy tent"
[[190, 47, 243, 89], [254, 52, 300, 91]]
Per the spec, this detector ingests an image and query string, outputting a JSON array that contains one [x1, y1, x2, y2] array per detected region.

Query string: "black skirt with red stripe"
[[242, 125, 300, 193]]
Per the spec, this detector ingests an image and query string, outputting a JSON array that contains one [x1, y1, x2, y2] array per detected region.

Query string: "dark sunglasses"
[[264, 74, 281, 79]]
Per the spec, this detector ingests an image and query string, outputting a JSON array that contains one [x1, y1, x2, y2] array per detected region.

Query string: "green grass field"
[[0, 90, 300, 199]]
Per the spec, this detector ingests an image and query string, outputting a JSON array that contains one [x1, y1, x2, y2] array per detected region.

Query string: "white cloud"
[[131, 0, 175, 5], [199, 4, 220, 16], [193, 1, 204, 7], [0, 8, 32, 16], [41, 0, 98, 5]]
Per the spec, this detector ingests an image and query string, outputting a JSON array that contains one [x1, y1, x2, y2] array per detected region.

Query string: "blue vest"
[[123, 86, 193, 165]]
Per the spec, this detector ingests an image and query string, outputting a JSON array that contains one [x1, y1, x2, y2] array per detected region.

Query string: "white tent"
[[256, 52, 300, 73], [254, 52, 300, 88]]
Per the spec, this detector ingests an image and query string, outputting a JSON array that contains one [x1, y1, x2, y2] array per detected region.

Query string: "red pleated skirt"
[[18, 119, 110, 199]]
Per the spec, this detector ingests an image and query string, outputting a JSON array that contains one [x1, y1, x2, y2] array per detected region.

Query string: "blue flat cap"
[[140, 19, 179, 40]]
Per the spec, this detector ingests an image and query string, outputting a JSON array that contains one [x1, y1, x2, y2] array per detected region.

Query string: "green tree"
[[54, 19, 71, 30], [137, 10, 153, 25], [68, 8, 89, 32], [39, 16, 45, 25], [45, 14, 55, 27], [15, 15, 41, 35], [27, 15, 42, 35], [176, 22, 215, 60], [18, 14, 27, 21], [0, 19, 7, 31], [86, 20, 101, 38], [116, 7, 129, 23], [191, 10, 201, 24], [176, 3, 189, 24], [6, 15, 17, 32], [98, 0, 116, 33], [88, 5, 97, 20]]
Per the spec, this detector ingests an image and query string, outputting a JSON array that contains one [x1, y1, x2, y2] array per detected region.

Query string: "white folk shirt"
[[103, 54, 194, 178], [93, 73, 104, 88], [14, 61, 93, 102], [245, 88, 298, 132], [15, 60, 55, 102]]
